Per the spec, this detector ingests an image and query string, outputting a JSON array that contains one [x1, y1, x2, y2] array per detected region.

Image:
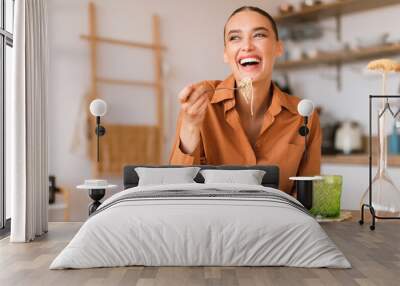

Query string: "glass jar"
[[310, 175, 342, 218]]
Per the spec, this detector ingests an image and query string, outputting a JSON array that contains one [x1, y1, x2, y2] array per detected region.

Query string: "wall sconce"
[[89, 99, 107, 162], [298, 99, 314, 159]]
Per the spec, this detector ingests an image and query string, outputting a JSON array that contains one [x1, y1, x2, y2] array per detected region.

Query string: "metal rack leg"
[[359, 204, 376, 230], [369, 206, 376, 231], [359, 204, 365, 225]]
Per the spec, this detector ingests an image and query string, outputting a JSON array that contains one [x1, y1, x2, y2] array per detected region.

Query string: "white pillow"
[[135, 167, 201, 186], [200, 169, 266, 185]]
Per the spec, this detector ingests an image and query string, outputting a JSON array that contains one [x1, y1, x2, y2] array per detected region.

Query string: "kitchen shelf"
[[275, 43, 400, 70], [322, 154, 400, 167], [275, 0, 400, 25]]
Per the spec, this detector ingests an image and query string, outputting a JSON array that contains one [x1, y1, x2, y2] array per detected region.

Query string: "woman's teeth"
[[239, 58, 261, 66]]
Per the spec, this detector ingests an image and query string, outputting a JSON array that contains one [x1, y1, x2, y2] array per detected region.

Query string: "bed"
[[50, 165, 350, 269]]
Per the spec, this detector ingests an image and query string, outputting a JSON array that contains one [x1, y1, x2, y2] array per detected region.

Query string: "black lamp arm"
[[95, 116, 106, 162], [298, 116, 310, 161]]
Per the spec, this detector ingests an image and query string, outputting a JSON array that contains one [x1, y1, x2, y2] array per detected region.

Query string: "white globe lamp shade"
[[297, 99, 314, 117], [90, 99, 107, 117]]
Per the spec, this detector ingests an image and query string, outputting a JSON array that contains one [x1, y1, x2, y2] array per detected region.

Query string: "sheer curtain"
[[9, 0, 48, 242]]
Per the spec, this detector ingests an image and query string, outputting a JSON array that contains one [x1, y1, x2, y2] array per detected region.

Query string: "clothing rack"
[[359, 94, 400, 230]]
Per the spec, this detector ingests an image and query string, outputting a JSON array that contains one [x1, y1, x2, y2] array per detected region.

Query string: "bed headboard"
[[123, 165, 279, 189]]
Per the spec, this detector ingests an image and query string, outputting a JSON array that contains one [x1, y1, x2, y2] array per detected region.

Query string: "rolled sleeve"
[[169, 139, 200, 165]]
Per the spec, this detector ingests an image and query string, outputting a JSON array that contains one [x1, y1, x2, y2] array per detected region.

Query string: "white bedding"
[[50, 183, 351, 269]]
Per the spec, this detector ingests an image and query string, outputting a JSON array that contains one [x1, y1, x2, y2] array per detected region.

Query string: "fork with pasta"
[[203, 77, 254, 116]]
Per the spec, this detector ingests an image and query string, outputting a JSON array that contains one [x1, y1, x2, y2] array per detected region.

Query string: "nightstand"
[[289, 176, 322, 209], [76, 182, 117, 215]]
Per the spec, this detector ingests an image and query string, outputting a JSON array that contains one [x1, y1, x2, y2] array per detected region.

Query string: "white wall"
[[47, 0, 400, 210]]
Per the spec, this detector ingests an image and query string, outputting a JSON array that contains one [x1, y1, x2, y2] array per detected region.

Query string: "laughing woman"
[[169, 6, 321, 195]]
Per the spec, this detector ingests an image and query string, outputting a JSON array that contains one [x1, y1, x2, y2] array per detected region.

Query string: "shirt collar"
[[270, 84, 298, 116], [210, 74, 298, 116]]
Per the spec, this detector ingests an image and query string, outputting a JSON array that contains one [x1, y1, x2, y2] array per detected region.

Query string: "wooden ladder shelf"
[[81, 2, 165, 175]]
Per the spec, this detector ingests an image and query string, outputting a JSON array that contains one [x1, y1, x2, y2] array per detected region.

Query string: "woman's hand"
[[178, 84, 210, 154]]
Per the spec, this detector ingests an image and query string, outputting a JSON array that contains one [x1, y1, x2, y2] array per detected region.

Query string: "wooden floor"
[[0, 219, 399, 286]]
